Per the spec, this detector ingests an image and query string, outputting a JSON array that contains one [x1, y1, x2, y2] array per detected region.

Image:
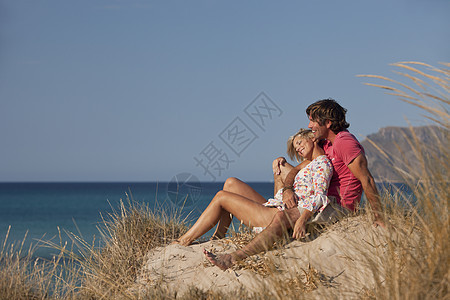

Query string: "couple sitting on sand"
[[175, 99, 385, 270]]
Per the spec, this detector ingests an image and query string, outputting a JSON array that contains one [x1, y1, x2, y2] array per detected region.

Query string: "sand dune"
[[134, 215, 400, 298]]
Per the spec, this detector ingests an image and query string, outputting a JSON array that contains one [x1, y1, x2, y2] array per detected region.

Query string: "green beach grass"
[[1, 62, 448, 299]]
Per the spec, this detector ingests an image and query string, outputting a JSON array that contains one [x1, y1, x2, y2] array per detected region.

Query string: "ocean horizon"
[[0, 181, 410, 260], [0, 181, 276, 259]]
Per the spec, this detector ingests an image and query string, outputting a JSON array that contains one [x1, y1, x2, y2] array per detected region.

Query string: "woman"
[[175, 129, 333, 251]]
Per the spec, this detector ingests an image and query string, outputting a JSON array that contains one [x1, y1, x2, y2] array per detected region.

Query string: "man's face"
[[308, 115, 329, 140]]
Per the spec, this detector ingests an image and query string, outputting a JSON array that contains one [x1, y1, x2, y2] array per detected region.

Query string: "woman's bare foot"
[[203, 249, 234, 270]]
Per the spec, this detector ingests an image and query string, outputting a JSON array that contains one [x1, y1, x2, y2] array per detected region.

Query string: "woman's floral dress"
[[263, 155, 333, 213]]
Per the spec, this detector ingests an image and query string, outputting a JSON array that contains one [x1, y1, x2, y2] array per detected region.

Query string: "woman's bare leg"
[[204, 208, 300, 270], [212, 177, 267, 239], [238, 208, 300, 256], [176, 190, 279, 246], [223, 177, 267, 203], [273, 172, 285, 197]]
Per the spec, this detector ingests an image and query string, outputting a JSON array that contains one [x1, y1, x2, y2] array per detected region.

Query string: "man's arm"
[[347, 154, 386, 228], [282, 160, 310, 209], [272, 157, 295, 196]]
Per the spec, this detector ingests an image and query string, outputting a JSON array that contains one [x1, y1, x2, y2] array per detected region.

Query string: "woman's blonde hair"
[[287, 129, 314, 162]]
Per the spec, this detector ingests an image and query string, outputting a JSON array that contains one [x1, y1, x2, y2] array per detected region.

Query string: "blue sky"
[[0, 0, 449, 182]]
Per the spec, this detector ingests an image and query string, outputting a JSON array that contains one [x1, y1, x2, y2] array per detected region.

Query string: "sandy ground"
[[134, 215, 397, 298]]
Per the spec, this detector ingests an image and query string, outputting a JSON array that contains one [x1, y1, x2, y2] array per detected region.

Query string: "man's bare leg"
[[211, 177, 268, 239], [204, 208, 300, 270], [176, 190, 279, 246]]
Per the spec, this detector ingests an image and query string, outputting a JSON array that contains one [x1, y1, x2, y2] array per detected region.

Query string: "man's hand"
[[282, 189, 298, 209], [292, 217, 307, 239], [272, 157, 287, 175]]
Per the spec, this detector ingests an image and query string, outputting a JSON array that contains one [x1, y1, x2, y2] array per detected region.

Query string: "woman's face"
[[293, 135, 314, 159]]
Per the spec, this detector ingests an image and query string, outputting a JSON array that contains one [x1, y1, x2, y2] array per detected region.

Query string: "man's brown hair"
[[306, 98, 350, 133]]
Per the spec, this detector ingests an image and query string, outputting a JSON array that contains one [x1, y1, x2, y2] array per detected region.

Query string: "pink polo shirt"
[[323, 130, 364, 211]]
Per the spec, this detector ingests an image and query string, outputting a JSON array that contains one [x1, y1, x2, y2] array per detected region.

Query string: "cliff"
[[360, 125, 447, 182]]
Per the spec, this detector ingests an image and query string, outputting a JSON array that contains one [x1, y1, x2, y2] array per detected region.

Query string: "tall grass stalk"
[[0, 227, 78, 299], [1, 195, 188, 299], [355, 61, 449, 299], [68, 195, 189, 298]]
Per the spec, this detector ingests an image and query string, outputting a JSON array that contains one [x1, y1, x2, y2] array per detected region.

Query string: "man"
[[204, 98, 385, 270], [282, 99, 385, 226]]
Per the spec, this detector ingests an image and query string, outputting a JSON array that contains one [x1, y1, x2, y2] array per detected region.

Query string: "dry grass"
[[355, 61, 449, 299], [0, 227, 78, 299], [71, 196, 189, 299], [206, 226, 285, 277], [0, 229, 47, 300], [1, 196, 189, 299]]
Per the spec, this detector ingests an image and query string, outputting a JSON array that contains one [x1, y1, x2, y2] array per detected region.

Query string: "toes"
[[203, 249, 232, 271], [203, 249, 216, 264], [203, 248, 213, 258]]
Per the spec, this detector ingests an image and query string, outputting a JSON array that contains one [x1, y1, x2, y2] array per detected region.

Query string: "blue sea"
[[0, 181, 410, 260], [0, 182, 275, 259]]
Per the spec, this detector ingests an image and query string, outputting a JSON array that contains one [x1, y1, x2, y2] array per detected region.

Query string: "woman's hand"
[[292, 218, 307, 239], [272, 157, 287, 175], [293, 209, 313, 239], [372, 214, 387, 228], [282, 189, 298, 209]]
